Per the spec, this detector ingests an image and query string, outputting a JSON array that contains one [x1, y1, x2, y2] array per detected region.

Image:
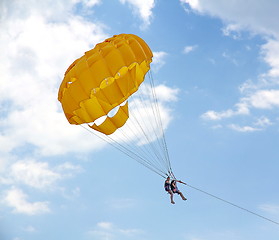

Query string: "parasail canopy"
[[58, 34, 174, 178], [58, 34, 153, 135]]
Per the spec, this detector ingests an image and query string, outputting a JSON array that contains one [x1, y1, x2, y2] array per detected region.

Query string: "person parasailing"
[[164, 177, 187, 204], [171, 179, 187, 202], [164, 176, 175, 204]]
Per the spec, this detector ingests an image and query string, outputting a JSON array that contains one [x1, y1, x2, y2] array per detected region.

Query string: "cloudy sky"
[[1, 0, 279, 239]]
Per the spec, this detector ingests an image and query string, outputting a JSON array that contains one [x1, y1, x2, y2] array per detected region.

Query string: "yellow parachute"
[[58, 34, 172, 178], [58, 34, 153, 135]]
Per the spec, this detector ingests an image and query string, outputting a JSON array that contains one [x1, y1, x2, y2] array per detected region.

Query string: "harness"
[[164, 181, 171, 191]]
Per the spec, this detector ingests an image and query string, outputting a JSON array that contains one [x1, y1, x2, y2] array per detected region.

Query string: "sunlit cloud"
[[248, 90, 279, 109], [183, 45, 198, 54], [202, 90, 279, 131], [181, 0, 201, 12], [181, 0, 279, 38], [0, 0, 110, 163], [254, 116, 272, 127], [119, 0, 155, 29], [228, 124, 260, 132], [152, 51, 168, 72], [79, 0, 102, 7], [6, 160, 82, 190], [0, 157, 82, 214], [10, 160, 61, 189], [87, 221, 143, 240], [3, 187, 50, 215], [22, 225, 37, 233], [221, 23, 242, 39], [183, 0, 279, 132], [261, 40, 279, 77], [222, 51, 239, 65], [201, 102, 249, 120], [153, 84, 179, 102], [259, 203, 279, 216]]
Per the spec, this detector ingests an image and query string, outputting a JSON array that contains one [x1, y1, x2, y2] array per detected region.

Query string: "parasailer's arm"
[[177, 180, 187, 185]]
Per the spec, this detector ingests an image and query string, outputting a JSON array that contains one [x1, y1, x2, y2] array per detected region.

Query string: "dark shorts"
[[172, 188, 180, 194], [165, 187, 171, 192]]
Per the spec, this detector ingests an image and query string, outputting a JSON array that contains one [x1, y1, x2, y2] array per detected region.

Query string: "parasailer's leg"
[[179, 192, 187, 201], [167, 190, 175, 204], [170, 192, 175, 204]]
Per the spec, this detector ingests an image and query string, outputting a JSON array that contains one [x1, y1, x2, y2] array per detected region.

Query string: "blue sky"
[[1, 0, 279, 239]]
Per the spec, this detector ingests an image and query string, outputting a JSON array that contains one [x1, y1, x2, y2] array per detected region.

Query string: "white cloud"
[[201, 90, 279, 132], [10, 160, 61, 189], [0, 0, 109, 161], [153, 84, 179, 102], [238, 78, 272, 94], [87, 221, 143, 240], [181, 0, 201, 11], [202, 90, 279, 126], [79, 0, 102, 7], [97, 222, 113, 230], [183, 45, 198, 54], [185, 1, 279, 131], [261, 40, 279, 77], [228, 124, 260, 133], [254, 116, 272, 127], [3, 187, 50, 215], [181, 0, 279, 76], [222, 51, 238, 66], [201, 102, 249, 120], [22, 225, 37, 233], [222, 23, 242, 39], [206, 115, 272, 132], [152, 51, 168, 72], [7, 160, 82, 190], [248, 90, 279, 109], [0, 158, 82, 214], [259, 203, 279, 216], [119, 0, 155, 28], [181, 0, 279, 38]]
